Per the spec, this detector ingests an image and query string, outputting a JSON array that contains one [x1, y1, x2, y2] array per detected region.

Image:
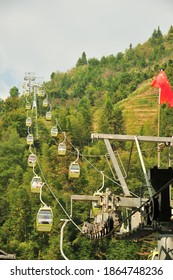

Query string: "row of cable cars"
[[27, 152, 80, 234], [27, 152, 53, 232], [25, 99, 79, 234], [26, 123, 53, 231], [24, 83, 53, 233], [27, 145, 80, 234]]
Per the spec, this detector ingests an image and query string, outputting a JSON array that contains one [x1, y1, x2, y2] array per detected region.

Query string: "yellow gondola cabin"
[[26, 117, 32, 127], [28, 153, 37, 167], [25, 102, 31, 110], [43, 98, 48, 107], [68, 162, 80, 179], [51, 127, 58, 137], [31, 176, 42, 193], [36, 205, 53, 233], [46, 111, 52, 121], [26, 134, 34, 145], [58, 142, 66, 155], [37, 89, 45, 97]]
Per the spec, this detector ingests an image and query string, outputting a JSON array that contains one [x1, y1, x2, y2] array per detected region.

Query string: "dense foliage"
[[0, 26, 173, 260]]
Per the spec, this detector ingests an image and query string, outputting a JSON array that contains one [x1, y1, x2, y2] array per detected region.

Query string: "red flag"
[[151, 70, 173, 107]]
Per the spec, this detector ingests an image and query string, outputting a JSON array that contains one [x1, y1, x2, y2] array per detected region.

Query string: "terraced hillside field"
[[119, 81, 159, 135]]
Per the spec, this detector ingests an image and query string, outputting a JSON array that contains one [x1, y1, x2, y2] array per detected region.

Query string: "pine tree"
[[76, 52, 88, 67]]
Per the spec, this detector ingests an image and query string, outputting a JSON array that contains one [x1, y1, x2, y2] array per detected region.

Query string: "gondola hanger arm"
[[32, 165, 38, 177], [97, 171, 105, 193], [62, 132, 66, 143], [39, 183, 47, 207], [73, 148, 79, 163]]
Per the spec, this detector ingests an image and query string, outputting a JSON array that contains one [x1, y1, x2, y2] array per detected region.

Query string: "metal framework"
[[71, 133, 173, 260]]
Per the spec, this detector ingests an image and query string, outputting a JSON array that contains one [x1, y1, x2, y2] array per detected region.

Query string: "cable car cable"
[[36, 157, 82, 232], [105, 153, 118, 181], [55, 121, 124, 186], [24, 77, 142, 234]]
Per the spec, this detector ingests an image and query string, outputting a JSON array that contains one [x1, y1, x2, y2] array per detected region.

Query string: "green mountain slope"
[[0, 26, 173, 260], [118, 80, 158, 135]]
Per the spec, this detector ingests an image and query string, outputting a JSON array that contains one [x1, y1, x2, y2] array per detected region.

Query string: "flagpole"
[[151, 69, 173, 167], [157, 88, 161, 168]]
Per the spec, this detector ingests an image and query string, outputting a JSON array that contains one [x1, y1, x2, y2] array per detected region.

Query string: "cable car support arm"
[[92, 133, 173, 196], [60, 219, 70, 260], [104, 138, 131, 196]]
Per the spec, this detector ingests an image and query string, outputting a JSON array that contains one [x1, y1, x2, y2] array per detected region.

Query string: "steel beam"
[[115, 196, 147, 208], [71, 194, 147, 208], [134, 136, 152, 197], [91, 133, 173, 144], [71, 195, 100, 202], [104, 138, 131, 196]]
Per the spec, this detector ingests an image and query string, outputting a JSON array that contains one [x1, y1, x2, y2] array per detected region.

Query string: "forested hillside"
[[0, 26, 173, 260]]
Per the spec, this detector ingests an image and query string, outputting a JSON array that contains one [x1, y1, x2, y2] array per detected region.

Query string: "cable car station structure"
[[71, 133, 173, 260]]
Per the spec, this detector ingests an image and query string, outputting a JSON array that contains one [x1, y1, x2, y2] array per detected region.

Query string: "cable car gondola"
[[43, 98, 48, 107], [28, 153, 37, 167], [68, 162, 80, 179], [58, 142, 66, 155], [51, 127, 58, 137], [37, 89, 45, 97], [46, 111, 52, 121], [25, 102, 31, 110], [36, 205, 53, 232], [23, 89, 29, 96], [26, 134, 34, 145], [26, 117, 32, 127], [31, 176, 42, 193]]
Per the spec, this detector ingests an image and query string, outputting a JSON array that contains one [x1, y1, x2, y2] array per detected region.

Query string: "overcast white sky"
[[0, 0, 173, 99]]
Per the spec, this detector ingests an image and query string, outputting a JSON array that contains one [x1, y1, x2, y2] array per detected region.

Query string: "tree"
[[99, 97, 125, 135], [76, 52, 88, 67], [88, 58, 100, 67], [167, 25, 173, 42], [10, 86, 19, 98], [150, 27, 163, 45], [0, 99, 4, 116], [50, 72, 55, 80]]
